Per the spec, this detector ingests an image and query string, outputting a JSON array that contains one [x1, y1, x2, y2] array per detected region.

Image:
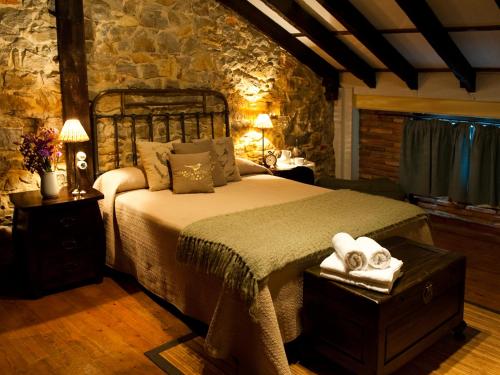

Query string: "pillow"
[[137, 140, 178, 191], [169, 152, 214, 194], [173, 140, 226, 187], [209, 137, 241, 182], [236, 157, 270, 176], [93, 166, 147, 193]]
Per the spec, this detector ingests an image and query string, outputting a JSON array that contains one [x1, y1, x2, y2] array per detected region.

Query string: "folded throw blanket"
[[177, 189, 425, 305], [356, 236, 392, 269], [332, 232, 367, 271], [320, 252, 403, 294]]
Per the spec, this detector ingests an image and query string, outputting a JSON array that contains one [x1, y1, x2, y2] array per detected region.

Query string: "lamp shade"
[[254, 113, 273, 129], [59, 119, 89, 143]]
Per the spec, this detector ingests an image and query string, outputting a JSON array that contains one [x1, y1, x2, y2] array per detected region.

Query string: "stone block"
[[132, 30, 156, 53], [116, 63, 139, 78], [140, 63, 159, 79], [156, 31, 180, 54], [0, 128, 22, 151]]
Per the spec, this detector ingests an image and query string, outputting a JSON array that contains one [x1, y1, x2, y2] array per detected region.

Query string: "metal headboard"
[[91, 88, 230, 178]]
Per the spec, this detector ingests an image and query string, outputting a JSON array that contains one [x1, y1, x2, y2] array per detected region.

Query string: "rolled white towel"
[[332, 232, 367, 271], [356, 236, 391, 269], [320, 252, 403, 294]]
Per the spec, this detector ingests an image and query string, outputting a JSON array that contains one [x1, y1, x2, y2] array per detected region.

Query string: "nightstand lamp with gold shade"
[[254, 113, 273, 165], [59, 118, 90, 196]]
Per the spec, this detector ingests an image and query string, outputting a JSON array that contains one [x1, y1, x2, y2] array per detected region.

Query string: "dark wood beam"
[[309, 24, 500, 36], [217, 0, 339, 100], [396, 0, 476, 92], [55, 0, 94, 185], [316, 0, 418, 90], [264, 0, 376, 88]]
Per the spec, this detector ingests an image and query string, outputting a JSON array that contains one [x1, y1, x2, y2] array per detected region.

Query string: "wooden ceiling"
[[218, 0, 500, 99]]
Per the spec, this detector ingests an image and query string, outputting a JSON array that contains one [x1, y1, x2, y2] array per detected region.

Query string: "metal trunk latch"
[[422, 281, 434, 304]]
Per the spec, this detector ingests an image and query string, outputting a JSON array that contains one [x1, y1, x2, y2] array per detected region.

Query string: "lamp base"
[[71, 188, 86, 196]]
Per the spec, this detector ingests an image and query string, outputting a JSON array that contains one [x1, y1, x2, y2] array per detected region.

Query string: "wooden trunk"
[[302, 237, 466, 375]]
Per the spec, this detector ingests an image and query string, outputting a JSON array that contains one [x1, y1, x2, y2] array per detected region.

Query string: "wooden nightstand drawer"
[[41, 252, 99, 287], [31, 204, 95, 242], [272, 165, 315, 184]]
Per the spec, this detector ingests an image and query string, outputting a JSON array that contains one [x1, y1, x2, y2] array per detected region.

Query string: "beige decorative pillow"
[[173, 140, 227, 187], [137, 140, 178, 191], [236, 157, 270, 176], [169, 152, 214, 194], [212, 137, 241, 182]]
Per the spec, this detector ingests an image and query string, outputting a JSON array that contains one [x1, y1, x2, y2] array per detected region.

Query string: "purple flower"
[[18, 127, 63, 175]]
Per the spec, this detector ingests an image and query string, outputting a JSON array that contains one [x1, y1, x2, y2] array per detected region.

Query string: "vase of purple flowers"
[[17, 127, 63, 199]]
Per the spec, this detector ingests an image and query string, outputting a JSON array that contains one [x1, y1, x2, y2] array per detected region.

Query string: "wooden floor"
[[0, 275, 498, 375], [429, 215, 500, 312]]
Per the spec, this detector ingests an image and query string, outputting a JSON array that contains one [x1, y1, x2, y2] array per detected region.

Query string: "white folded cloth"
[[320, 252, 403, 294], [332, 232, 367, 271], [356, 236, 392, 269]]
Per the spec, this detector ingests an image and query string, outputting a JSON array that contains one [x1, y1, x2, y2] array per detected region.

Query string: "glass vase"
[[40, 171, 59, 199]]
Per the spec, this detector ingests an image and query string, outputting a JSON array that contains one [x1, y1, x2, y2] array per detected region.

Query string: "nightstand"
[[272, 164, 315, 185], [10, 187, 105, 297]]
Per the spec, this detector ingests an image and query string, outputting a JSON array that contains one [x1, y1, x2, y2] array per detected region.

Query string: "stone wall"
[[84, 0, 335, 176], [0, 0, 62, 226]]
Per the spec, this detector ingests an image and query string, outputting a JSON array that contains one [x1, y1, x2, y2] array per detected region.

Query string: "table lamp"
[[59, 118, 90, 196], [254, 113, 273, 164]]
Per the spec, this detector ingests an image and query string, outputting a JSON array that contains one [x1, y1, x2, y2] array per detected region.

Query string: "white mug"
[[294, 157, 305, 165]]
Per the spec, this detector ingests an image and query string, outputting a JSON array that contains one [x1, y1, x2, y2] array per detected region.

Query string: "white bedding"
[[95, 170, 433, 374]]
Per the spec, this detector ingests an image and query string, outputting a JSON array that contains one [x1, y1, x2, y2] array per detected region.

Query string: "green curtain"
[[448, 123, 472, 203], [400, 119, 454, 196], [467, 125, 500, 206]]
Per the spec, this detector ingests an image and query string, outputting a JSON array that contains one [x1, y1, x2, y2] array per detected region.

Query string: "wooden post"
[[55, 0, 94, 186]]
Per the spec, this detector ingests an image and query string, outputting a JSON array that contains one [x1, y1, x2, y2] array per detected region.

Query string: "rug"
[[144, 333, 237, 375]]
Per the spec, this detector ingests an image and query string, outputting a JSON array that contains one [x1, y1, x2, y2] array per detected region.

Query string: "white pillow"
[[93, 167, 147, 193]]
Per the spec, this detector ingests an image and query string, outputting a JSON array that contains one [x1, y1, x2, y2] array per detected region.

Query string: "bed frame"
[[90, 88, 231, 179]]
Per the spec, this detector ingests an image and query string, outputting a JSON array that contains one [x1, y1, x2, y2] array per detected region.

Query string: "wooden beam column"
[[55, 0, 93, 185]]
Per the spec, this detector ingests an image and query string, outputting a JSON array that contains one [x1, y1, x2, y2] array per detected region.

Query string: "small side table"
[[10, 187, 105, 297], [272, 164, 315, 185]]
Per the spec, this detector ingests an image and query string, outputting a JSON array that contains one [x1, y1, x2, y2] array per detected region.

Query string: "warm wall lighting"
[[254, 113, 273, 164], [59, 118, 90, 196]]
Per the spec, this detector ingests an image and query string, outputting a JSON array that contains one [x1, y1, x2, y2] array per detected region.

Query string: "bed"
[[91, 88, 433, 374]]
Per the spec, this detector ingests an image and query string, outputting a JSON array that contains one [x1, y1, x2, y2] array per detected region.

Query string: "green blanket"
[[177, 190, 426, 304]]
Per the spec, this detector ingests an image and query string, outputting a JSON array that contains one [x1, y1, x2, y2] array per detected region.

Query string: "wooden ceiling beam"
[[264, 0, 376, 88], [396, 0, 476, 92], [217, 0, 339, 100], [316, 0, 418, 90]]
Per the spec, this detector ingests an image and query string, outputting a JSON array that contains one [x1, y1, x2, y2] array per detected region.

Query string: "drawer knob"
[[61, 240, 77, 251], [422, 281, 433, 304], [60, 216, 77, 228]]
